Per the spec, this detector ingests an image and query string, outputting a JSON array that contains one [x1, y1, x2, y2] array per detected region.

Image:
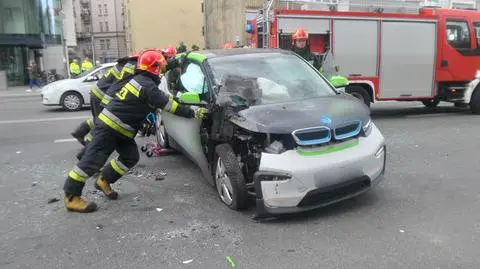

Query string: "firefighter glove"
[[193, 107, 209, 120]]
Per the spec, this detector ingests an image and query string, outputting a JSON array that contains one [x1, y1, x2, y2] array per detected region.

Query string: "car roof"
[[193, 48, 295, 60]]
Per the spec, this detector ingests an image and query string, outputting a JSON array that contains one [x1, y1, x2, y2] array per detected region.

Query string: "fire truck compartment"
[[379, 21, 437, 99]]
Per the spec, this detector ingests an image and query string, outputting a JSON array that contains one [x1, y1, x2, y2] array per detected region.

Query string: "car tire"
[[214, 143, 248, 211], [470, 88, 480, 114], [155, 111, 169, 148], [61, 91, 83, 112], [346, 85, 371, 107], [422, 99, 439, 108]]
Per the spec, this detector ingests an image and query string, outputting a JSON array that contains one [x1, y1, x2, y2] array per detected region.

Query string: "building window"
[[98, 4, 102, 15], [99, 22, 103, 32], [100, 40, 105, 50], [446, 20, 471, 49], [106, 39, 111, 49], [104, 4, 108, 15], [105, 21, 109, 32]]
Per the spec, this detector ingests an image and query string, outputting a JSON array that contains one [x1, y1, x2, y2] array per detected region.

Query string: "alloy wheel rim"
[[215, 158, 233, 205], [64, 95, 80, 110]]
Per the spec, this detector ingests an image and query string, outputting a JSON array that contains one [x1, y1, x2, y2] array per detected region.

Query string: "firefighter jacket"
[[90, 60, 135, 103], [292, 45, 321, 70], [100, 60, 137, 105], [97, 72, 195, 139]]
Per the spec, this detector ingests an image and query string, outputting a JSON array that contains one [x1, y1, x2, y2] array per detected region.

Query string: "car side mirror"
[[329, 75, 349, 90], [178, 91, 202, 105]]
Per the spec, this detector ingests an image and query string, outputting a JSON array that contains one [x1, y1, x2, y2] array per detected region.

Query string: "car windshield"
[[208, 52, 337, 107]]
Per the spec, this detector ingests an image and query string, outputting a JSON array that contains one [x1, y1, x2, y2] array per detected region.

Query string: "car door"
[[78, 66, 110, 104], [161, 60, 213, 184]]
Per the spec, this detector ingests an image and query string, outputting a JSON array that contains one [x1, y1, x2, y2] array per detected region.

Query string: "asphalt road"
[[1, 97, 480, 269]]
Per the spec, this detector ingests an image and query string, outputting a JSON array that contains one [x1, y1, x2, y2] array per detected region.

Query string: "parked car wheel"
[[214, 143, 248, 210], [346, 85, 371, 107], [61, 91, 83, 112]]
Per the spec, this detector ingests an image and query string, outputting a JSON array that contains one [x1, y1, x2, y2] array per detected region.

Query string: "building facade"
[[73, 0, 127, 63], [0, 0, 74, 87], [124, 0, 204, 53]]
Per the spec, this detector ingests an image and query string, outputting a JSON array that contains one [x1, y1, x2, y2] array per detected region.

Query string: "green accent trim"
[[329, 75, 349, 88], [297, 139, 359, 156], [176, 52, 207, 63], [178, 91, 201, 104]]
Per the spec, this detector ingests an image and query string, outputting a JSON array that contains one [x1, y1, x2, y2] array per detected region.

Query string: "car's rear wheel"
[[422, 99, 439, 108], [61, 91, 83, 112], [214, 143, 248, 210]]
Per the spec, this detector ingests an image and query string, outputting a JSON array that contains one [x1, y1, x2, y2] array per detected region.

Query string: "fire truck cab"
[[250, 7, 480, 112]]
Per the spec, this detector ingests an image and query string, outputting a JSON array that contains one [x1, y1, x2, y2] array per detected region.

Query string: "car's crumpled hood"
[[229, 93, 370, 134]]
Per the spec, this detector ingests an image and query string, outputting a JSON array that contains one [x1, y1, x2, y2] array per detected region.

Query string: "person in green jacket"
[[69, 59, 81, 78]]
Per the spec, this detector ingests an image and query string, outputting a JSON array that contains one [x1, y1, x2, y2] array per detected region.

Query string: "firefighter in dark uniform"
[[63, 50, 209, 213], [291, 28, 321, 70], [71, 52, 141, 156]]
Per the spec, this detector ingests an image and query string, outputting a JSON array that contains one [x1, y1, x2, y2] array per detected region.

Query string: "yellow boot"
[[64, 195, 97, 213], [95, 176, 118, 200]]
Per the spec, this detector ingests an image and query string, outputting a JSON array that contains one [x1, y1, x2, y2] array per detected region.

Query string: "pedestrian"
[[27, 60, 39, 90], [291, 28, 321, 70], [81, 57, 93, 72], [69, 59, 81, 78], [63, 50, 209, 213]]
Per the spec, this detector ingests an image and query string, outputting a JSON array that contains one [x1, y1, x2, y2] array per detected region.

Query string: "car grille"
[[291, 120, 362, 147], [333, 121, 361, 140], [292, 126, 331, 146], [297, 176, 371, 208]]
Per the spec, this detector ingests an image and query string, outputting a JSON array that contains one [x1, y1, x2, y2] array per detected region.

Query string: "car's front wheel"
[[214, 143, 248, 210], [61, 91, 83, 112]]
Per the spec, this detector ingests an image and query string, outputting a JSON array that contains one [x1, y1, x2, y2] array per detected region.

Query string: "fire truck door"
[[379, 21, 437, 98]]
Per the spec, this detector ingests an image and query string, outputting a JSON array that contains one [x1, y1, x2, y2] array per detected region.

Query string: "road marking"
[[0, 116, 89, 125], [54, 138, 78, 143]]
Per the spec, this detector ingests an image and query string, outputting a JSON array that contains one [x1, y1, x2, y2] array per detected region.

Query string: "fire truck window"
[[446, 20, 471, 49], [473, 22, 480, 47]]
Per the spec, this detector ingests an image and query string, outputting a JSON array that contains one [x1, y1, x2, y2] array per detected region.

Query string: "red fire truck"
[[249, 7, 480, 112]]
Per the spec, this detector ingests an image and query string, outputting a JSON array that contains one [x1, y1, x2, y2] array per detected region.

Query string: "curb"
[[0, 92, 42, 98]]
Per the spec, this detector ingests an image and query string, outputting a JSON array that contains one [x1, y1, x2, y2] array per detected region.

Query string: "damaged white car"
[[159, 49, 387, 218]]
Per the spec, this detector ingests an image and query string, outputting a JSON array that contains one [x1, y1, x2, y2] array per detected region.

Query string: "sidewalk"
[[0, 86, 42, 97]]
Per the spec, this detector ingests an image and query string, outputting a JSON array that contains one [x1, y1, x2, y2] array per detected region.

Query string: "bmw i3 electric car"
[[159, 49, 386, 217]]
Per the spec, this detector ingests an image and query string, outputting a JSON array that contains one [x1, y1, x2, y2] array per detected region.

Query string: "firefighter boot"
[[64, 195, 97, 213], [71, 119, 92, 146], [94, 176, 118, 200]]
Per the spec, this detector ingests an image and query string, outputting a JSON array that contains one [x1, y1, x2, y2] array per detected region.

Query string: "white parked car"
[[41, 63, 116, 111]]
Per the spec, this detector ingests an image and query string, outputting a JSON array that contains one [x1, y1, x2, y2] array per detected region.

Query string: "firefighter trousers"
[[90, 93, 103, 121], [64, 122, 140, 197]]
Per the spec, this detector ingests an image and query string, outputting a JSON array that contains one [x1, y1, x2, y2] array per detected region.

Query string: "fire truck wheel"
[[346, 85, 371, 107], [422, 99, 440, 108], [470, 88, 480, 114]]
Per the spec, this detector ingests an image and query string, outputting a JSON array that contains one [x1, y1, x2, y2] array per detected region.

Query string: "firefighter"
[[63, 50, 209, 213], [291, 28, 321, 70], [69, 59, 81, 78], [72, 51, 142, 160]]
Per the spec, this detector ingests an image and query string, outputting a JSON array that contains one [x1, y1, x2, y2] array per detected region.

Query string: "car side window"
[[473, 22, 480, 48], [94, 67, 108, 79], [446, 19, 471, 49], [179, 62, 208, 96]]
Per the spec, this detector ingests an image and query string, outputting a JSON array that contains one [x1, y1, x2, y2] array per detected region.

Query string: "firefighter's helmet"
[[162, 46, 177, 57], [137, 50, 167, 76], [292, 28, 309, 40], [223, 43, 234, 49]]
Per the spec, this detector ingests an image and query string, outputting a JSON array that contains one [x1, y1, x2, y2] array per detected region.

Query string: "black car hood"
[[229, 93, 370, 134]]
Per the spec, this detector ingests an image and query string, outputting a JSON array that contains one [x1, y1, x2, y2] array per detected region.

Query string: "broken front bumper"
[[254, 124, 386, 217]]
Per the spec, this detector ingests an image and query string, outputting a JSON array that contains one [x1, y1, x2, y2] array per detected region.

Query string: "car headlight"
[[362, 119, 373, 137], [476, 70, 480, 79]]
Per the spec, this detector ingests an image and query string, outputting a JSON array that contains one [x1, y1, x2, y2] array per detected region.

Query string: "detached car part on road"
[[40, 63, 116, 111], [159, 49, 387, 218]]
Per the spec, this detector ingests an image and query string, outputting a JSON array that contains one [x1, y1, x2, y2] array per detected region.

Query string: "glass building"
[[0, 0, 63, 86]]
